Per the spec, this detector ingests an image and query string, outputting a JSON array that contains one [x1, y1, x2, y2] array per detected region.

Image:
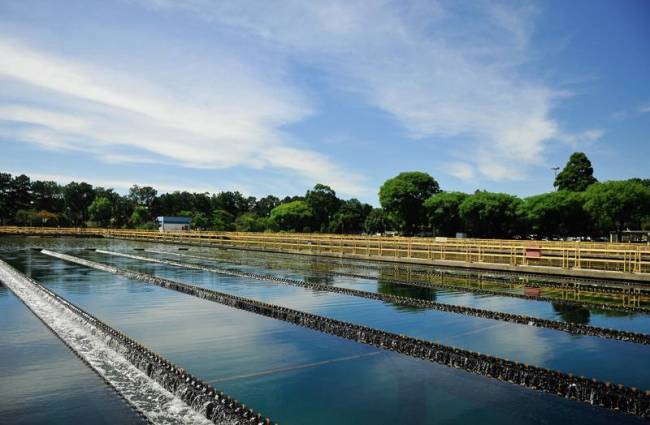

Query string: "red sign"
[[525, 247, 542, 259]]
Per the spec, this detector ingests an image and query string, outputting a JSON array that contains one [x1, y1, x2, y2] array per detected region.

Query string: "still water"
[[0, 236, 647, 424], [155, 245, 650, 334], [84, 249, 650, 389]]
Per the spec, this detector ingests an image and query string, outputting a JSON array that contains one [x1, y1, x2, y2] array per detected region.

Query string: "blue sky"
[[0, 0, 648, 205]]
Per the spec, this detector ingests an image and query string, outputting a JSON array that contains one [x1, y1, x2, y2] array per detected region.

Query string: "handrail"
[[1, 226, 648, 275]]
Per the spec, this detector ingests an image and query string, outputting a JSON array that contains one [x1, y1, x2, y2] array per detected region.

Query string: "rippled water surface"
[[0, 236, 647, 425]]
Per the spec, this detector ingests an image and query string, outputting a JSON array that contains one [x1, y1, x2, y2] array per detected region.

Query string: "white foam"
[[0, 260, 213, 425]]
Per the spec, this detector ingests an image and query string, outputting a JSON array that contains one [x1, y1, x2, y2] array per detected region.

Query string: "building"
[[609, 230, 650, 243], [156, 216, 191, 232]]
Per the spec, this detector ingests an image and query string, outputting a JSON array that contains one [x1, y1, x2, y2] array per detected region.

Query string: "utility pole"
[[552, 167, 560, 191]]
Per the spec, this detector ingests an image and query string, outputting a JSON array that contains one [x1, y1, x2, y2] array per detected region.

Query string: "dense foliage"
[[554, 152, 597, 192], [1, 152, 648, 238], [379, 171, 440, 234]]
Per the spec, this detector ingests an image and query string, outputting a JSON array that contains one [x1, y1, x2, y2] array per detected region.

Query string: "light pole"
[[552, 167, 560, 190]]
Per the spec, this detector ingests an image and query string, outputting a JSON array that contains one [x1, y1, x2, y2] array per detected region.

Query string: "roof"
[[156, 216, 192, 224]]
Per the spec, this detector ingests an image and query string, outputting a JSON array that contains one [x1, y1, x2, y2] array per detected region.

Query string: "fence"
[[1, 226, 648, 276]]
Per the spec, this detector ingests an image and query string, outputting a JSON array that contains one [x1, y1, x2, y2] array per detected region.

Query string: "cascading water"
[[0, 258, 274, 425]]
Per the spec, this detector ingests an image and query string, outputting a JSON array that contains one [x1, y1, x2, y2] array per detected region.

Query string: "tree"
[[253, 195, 280, 217], [364, 208, 390, 234], [14, 209, 39, 226], [520, 191, 590, 237], [88, 197, 113, 227], [37, 210, 59, 226], [379, 172, 440, 234], [212, 209, 235, 231], [235, 212, 268, 232], [9, 174, 32, 218], [63, 182, 95, 226], [128, 185, 158, 208], [459, 191, 523, 238], [31, 180, 64, 213], [130, 205, 149, 227], [583, 180, 650, 237], [554, 152, 597, 191], [328, 199, 372, 234], [213, 191, 251, 217], [305, 184, 341, 232], [0, 173, 12, 225], [423, 192, 468, 236], [270, 201, 314, 232]]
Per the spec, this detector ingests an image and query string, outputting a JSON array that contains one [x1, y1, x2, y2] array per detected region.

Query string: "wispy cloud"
[[0, 0, 605, 194], [142, 0, 597, 182], [0, 37, 368, 196]]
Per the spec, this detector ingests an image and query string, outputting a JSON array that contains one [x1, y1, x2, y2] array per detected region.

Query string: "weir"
[[0, 258, 274, 425], [95, 249, 650, 345], [147, 248, 650, 314], [41, 249, 650, 419]]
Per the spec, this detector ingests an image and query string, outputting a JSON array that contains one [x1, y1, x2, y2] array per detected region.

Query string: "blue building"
[[156, 216, 191, 232]]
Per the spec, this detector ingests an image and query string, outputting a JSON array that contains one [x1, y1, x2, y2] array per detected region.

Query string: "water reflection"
[[552, 303, 591, 325]]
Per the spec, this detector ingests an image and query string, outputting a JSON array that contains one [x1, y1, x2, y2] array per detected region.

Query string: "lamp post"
[[552, 167, 560, 190]]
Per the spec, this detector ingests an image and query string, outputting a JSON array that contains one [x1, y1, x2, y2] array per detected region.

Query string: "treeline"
[[1, 152, 649, 238]]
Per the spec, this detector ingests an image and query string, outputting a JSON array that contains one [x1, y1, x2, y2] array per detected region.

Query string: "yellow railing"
[[1, 226, 649, 275]]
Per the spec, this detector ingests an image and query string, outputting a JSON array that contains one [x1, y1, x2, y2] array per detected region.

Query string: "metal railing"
[[1, 226, 648, 275]]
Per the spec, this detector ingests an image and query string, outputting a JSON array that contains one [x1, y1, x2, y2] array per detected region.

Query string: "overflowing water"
[[1, 236, 648, 424]]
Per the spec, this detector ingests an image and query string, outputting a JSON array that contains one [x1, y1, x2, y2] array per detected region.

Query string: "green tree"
[[253, 195, 280, 217], [88, 197, 113, 227], [328, 199, 372, 234], [0, 173, 12, 225], [63, 182, 95, 226], [128, 185, 158, 208], [364, 208, 390, 234], [14, 209, 39, 226], [212, 209, 235, 231], [520, 191, 590, 237], [130, 205, 149, 227], [305, 184, 341, 232], [212, 191, 251, 217], [270, 201, 314, 232], [423, 192, 468, 236], [379, 172, 440, 234], [235, 212, 268, 232], [31, 180, 65, 213], [459, 191, 523, 238], [583, 180, 650, 237], [554, 152, 597, 191]]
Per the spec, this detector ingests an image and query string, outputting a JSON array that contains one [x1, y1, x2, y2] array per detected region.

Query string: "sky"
[[0, 0, 648, 205]]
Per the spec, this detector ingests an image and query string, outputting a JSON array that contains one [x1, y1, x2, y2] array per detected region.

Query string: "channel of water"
[[0, 241, 644, 425], [80, 248, 650, 390]]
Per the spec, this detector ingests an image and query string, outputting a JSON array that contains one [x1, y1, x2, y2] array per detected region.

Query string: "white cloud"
[[142, 0, 587, 182], [0, 38, 369, 196], [557, 129, 604, 148], [446, 162, 475, 181], [639, 104, 650, 114], [0, 0, 602, 192]]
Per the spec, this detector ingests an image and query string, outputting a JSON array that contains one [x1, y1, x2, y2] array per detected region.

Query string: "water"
[[84, 249, 650, 390], [0, 236, 647, 424], [150, 246, 650, 334], [0, 282, 146, 425]]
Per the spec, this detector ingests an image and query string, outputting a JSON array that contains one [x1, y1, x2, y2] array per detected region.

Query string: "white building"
[[156, 216, 191, 232]]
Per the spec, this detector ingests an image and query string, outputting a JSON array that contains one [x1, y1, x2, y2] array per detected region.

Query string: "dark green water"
[[0, 236, 647, 424]]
